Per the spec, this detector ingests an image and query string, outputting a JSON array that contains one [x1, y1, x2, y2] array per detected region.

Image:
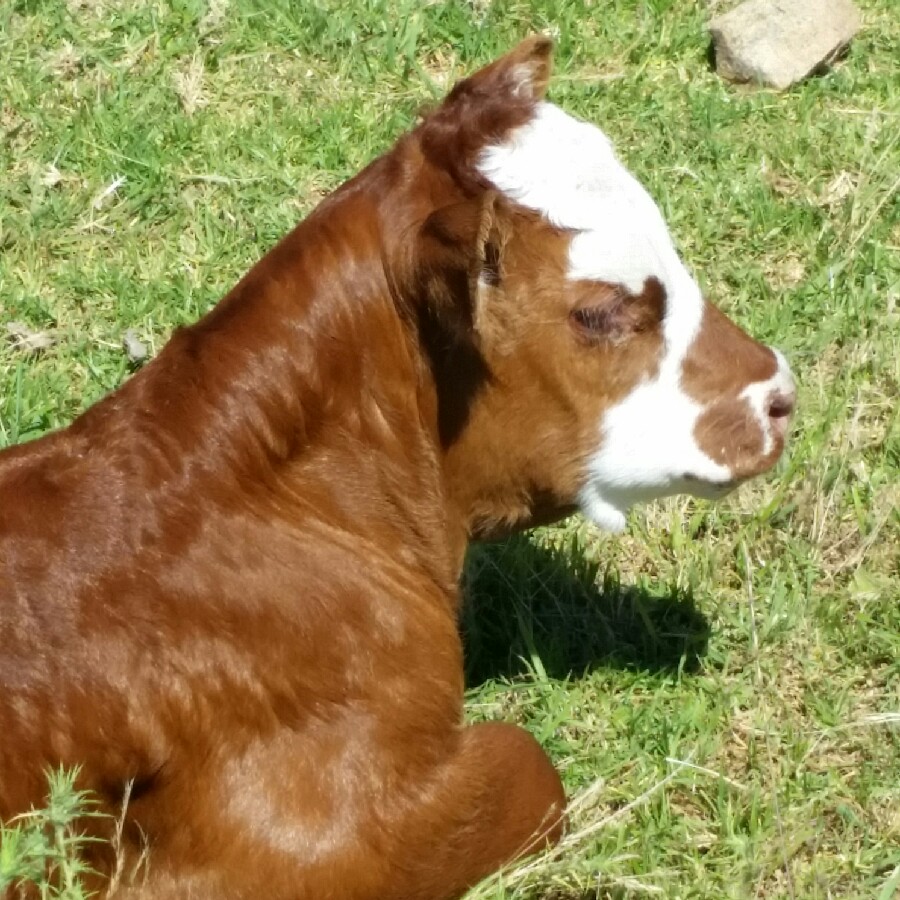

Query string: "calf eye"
[[569, 278, 665, 344], [568, 286, 632, 343]]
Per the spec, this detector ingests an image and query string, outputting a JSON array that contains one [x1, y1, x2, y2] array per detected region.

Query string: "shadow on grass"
[[462, 533, 710, 688]]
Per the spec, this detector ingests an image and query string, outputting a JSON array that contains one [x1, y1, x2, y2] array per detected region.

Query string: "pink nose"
[[768, 388, 796, 436]]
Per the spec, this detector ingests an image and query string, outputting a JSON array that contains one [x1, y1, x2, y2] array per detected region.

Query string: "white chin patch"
[[578, 489, 629, 533], [578, 380, 734, 532]]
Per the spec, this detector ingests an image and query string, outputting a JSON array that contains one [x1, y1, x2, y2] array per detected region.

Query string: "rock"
[[122, 328, 149, 364], [709, 0, 862, 90]]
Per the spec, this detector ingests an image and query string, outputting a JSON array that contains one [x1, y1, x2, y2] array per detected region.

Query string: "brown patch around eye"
[[568, 277, 665, 344]]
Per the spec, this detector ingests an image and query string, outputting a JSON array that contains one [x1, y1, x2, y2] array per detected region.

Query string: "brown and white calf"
[[0, 38, 794, 900]]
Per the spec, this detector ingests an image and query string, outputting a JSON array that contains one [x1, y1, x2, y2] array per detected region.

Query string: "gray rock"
[[122, 328, 149, 364], [709, 0, 862, 90]]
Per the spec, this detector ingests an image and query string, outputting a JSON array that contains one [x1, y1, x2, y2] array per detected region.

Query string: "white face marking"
[[741, 379, 776, 457], [478, 103, 750, 532]]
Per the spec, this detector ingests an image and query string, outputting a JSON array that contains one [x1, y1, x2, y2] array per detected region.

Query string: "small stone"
[[709, 0, 861, 90], [122, 328, 149, 364]]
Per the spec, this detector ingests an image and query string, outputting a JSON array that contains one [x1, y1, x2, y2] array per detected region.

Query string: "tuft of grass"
[[1, 1, 898, 898], [0, 770, 98, 899]]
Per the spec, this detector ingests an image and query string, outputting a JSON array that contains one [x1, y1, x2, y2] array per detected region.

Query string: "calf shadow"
[[461, 533, 710, 688]]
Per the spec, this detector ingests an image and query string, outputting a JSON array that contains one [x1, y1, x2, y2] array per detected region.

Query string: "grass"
[[0, 770, 98, 898], [1, 0, 898, 897]]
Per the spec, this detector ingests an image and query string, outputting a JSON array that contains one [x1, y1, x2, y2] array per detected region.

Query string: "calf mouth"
[[681, 472, 741, 498]]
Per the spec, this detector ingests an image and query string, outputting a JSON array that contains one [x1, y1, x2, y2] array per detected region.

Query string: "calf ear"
[[415, 192, 507, 334], [419, 38, 553, 190], [448, 35, 554, 104]]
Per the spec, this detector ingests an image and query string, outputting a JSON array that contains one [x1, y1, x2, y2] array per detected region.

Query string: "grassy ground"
[[1, 0, 898, 897]]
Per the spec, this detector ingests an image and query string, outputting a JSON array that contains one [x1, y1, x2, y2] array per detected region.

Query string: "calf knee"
[[466, 721, 566, 852]]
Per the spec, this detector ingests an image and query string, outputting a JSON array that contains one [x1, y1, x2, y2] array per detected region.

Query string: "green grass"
[[0, 770, 98, 898], [1, 0, 898, 897]]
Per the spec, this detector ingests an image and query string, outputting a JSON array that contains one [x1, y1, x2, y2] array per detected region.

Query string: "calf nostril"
[[768, 391, 795, 422]]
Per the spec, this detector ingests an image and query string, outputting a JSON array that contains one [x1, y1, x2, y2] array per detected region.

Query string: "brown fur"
[[0, 38, 789, 900]]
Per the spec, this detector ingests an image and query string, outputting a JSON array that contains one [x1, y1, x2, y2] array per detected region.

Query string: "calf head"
[[399, 38, 795, 537]]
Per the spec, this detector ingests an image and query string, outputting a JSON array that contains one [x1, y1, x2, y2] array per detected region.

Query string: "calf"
[[0, 38, 795, 900]]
